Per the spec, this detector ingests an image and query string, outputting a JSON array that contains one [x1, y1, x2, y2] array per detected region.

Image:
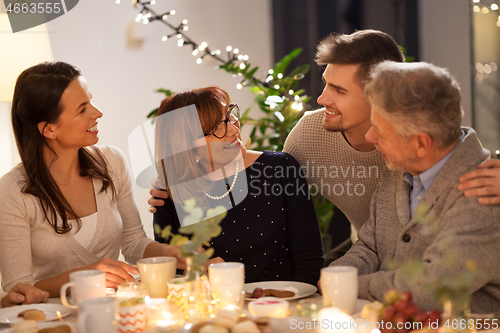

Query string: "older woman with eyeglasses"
[[152, 87, 324, 285]]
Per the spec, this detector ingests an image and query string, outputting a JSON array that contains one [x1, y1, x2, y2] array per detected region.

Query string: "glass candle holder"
[[117, 281, 149, 300], [146, 298, 184, 332], [295, 298, 324, 320]]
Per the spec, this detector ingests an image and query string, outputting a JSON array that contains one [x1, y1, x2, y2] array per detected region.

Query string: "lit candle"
[[318, 307, 357, 333]]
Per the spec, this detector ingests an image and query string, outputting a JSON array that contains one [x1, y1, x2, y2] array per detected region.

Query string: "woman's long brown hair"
[[11, 62, 116, 234]]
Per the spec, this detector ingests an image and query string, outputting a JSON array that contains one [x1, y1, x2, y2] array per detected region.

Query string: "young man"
[[330, 61, 500, 313]]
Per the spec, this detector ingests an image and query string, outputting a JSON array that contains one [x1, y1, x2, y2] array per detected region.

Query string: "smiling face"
[[365, 105, 417, 173], [48, 76, 103, 150], [317, 64, 372, 136], [194, 104, 247, 172]]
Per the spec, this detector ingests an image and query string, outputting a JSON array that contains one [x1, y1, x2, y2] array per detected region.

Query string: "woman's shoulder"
[[0, 163, 26, 191], [91, 145, 128, 169]]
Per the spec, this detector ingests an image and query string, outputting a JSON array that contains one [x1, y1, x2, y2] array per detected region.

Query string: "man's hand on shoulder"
[[458, 158, 500, 205], [148, 188, 169, 214]]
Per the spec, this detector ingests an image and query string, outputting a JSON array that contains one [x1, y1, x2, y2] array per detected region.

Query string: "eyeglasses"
[[204, 104, 240, 139]]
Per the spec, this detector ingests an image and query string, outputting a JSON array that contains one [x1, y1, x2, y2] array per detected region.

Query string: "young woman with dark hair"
[[0, 62, 182, 297]]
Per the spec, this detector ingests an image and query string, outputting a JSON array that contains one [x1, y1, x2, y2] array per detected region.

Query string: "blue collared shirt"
[[404, 131, 465, 220]]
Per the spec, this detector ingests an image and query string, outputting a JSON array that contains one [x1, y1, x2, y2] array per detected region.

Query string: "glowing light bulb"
[[183, 26, 189, 31], [162, 14, 168, 20], [482, 6, 489, 13], [239, 63, 246, 69], [143, 19, 149, 25], [196, 58, 203, 64], [274, 85, 280, 89], [199, 42, 208, 51], [115, 0, 121, 4], [497, 20, 500, 27], [484, 64, 492, 74], [268, 69, 274, 75], [277, 73, 283, 79], [236, 83, 243, 89], [178, 39, 184, 47], [192, 49, 199, 56], [473, 0, 480, 2], [265, 75, 273, 83], [237, 55, 244, 60], [135, 14, 142, 22], [294, 95, 299, 101], [170, 10, 176, 15], [216, 50, 221, 55], [289, 89, 294, 95], [233, 48, 239, 54], [474, 5, 480, 12], [297, 103, 303, 111], [182, 19, 188, 24], [226, 46, 232, 52], [243, 55, 249, 61], [176, 34, 182, 39], [291, 102, 298, 110], [150, 0, 156, 4], [492, 3, 499, 10], [162, 35, 168, 41]]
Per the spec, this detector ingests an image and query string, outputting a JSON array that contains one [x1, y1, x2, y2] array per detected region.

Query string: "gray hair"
[[364, 61, 463, 148]]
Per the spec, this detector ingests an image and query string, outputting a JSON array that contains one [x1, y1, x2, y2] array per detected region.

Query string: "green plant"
[[153, 198, 227, 276]]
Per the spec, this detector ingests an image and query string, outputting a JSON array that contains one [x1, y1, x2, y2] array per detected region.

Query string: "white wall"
[[44, 0, 273, 238], [419, 0, 473, 126]]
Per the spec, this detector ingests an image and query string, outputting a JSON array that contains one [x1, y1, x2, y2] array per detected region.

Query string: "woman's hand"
[[1, 283, 50, 308], [147, 188, 169, 214], [458, 158, 500, 205], [83, 258, 138, 288]]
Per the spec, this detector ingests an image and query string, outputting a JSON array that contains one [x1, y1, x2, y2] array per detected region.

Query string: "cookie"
[[198, 324, 229, 333], [231, 320, 259, 333], [213, 309, 238, 328], [18, 309, 46, 321], [39, 325, 72, 333], [263, 289, 295, 298], [12, 320, 39, 333]]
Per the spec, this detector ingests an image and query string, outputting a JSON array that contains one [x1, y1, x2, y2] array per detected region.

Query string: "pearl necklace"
[[205, 161, 239, 200]]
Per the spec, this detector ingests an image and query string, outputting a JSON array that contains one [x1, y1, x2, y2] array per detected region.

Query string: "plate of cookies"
[[0, 304, 71, 324], [244, 281, 317, 301]]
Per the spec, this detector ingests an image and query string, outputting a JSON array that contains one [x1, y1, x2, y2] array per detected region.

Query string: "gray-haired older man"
[[329, 61, 500, 313]]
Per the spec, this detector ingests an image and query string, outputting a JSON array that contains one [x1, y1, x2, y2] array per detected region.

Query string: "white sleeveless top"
[[70, 212, 97, 249]]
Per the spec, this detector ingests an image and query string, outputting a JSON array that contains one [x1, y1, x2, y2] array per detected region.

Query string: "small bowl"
[[248, 297, 289, 318]]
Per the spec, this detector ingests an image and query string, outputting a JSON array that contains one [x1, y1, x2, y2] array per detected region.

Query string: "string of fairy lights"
[[115, 0, 306, 112], [115, 0, 266, 88]]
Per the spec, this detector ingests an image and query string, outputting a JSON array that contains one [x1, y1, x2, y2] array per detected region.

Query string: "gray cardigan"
[[331, 127, 500, 313], [0, 145, 154, 291]]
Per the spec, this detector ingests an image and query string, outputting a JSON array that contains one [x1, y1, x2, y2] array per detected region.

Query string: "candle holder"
[[146, 298, 184, 332]]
